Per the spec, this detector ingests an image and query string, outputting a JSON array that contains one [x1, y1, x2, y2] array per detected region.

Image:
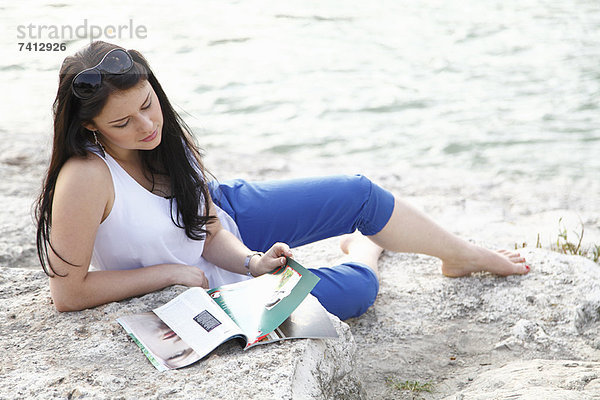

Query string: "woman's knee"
[[309, 263, 379, 320], [347, 174, 396, 236]]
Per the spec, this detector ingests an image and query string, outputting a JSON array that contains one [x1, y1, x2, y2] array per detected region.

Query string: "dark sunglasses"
[[71, 48, 134, 99]]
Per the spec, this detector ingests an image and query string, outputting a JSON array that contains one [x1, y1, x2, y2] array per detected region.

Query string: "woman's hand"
[[249, 242, 293, 277], [171, 264, 210, 288]]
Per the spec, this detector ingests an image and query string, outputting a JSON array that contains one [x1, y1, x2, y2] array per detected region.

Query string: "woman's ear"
[[82, 122, 96, 131]]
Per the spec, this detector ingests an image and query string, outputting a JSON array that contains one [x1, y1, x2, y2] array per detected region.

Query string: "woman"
[[36, 41, 529, 320]]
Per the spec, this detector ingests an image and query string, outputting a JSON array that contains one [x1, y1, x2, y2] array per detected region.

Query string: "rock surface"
[[444, 359, 600, 400], [4, 248, 600, 400], [0, 267, 365, 400], [293, 240, 600, 399]]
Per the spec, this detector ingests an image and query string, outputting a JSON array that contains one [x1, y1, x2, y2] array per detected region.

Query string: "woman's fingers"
[[201, 274, 210, 289], [176, 264, 209, 288], [270, 242, 293, 258], [251, 242, 293, 276], [266, 252, 286, 268], [199, 270, 209, 288], [268, 243, 293, 267]]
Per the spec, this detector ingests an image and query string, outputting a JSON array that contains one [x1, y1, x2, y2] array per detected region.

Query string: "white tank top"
[[89, 149, 250, 288]]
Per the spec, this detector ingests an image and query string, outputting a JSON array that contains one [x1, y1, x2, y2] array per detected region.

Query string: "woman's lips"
[[141, 129, 158, 142]]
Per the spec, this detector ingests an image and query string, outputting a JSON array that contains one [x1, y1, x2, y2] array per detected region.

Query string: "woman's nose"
[[138, 112, 154, 131]]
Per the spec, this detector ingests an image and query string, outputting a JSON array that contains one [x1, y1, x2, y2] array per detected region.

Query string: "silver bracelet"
[[244, 252, 264, 277]]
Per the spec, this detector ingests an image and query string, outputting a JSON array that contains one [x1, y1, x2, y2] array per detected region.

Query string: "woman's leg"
[[208, 174, 394, 251], [310, 233, 384, 320], [209, 176, 528, 277], [209, 175, 392, 320], [208, 175, 528, 318], [368, 198, 529, 276], [340, 232, 384, 279]]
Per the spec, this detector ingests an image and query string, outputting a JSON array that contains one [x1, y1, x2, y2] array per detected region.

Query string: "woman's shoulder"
[[53, 151, 114, 222], [57, 152, 112, 192]]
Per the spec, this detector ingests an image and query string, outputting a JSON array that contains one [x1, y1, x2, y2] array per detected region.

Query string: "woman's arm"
[[47, 156, 207, 312], [201, 196, 293, 277], [53, 264, 207, 311]]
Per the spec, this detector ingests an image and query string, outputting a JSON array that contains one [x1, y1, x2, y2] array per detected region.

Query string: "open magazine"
[[117, 258, 338, 371]]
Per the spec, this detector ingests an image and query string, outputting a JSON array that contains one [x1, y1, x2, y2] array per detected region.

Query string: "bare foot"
[[441, 245, 530, 277], [340, 232, 383, 277]]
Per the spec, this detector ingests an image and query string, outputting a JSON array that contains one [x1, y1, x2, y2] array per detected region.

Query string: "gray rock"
[[444, 359, 600, 400], [0, 267, 365, 400], [574, 290, 600, 334], [292, 240, 600, 399]]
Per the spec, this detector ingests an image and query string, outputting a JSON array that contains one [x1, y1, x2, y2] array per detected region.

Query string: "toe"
[[509, 255, 526, 263]]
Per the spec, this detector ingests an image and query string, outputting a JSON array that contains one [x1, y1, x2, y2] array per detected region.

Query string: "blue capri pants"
[[208, 175, 395, 320]]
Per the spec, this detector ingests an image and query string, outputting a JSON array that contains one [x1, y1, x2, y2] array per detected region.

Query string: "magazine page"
[[247, 294, 339, 347], [207, 258, 320, 347], [117, 312, 202, 371], [153, 287, 245, 360]]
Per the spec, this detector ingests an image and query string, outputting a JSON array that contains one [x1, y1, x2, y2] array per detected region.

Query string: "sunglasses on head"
[[71, 48, 134, 99]]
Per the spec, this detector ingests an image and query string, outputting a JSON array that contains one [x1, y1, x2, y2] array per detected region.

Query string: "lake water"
[[1, 0, 599, 194]]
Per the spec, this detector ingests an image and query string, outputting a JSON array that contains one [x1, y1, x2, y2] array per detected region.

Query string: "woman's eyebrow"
[[108, 91, 152, 124]]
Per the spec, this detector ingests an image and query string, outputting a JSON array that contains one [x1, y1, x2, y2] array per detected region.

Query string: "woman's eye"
[[112, 100, 150, 128]]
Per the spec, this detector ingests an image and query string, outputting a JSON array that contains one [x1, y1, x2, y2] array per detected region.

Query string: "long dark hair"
[[36, 41, 215, 277]]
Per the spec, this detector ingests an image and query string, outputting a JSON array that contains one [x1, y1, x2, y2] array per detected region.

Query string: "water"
[[1, 0, 599, 186]]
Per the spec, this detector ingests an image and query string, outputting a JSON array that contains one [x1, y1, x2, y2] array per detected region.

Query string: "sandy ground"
[[1, 135, 599, 398]]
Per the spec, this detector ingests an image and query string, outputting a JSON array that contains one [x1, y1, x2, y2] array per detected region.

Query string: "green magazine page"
[[207, 258, 319, 347]]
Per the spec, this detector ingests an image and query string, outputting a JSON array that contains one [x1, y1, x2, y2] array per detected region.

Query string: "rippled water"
[[1, 0, 599, 183]]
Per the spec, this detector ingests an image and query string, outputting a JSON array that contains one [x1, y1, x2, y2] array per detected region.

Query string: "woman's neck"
[[101, 141, 141, 165]]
